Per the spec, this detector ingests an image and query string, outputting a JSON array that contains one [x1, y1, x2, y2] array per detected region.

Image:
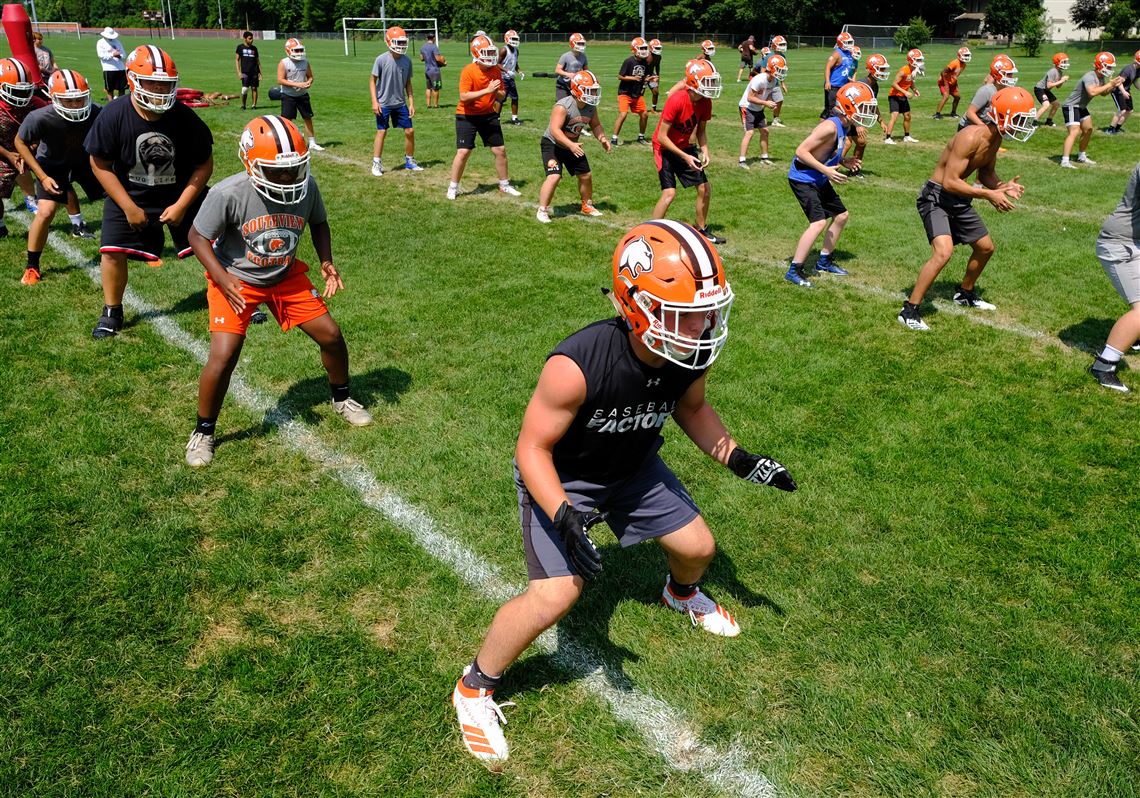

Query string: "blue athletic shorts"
[[376, 104, 413, 130]]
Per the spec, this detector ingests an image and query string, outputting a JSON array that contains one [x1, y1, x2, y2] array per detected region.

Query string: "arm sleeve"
[[307, 181, 327, 226]]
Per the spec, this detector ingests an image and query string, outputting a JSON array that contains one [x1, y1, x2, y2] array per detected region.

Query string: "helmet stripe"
[[62, 69, 78, 91], [642, 219, 719, 287], [261, 114, 291, 155], [10, 58, 28, 82]]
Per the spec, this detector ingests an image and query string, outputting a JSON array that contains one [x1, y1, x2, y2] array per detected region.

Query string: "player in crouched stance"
[[897, 88, 1036, 331], [452, 220, 797, 762], [535, 71, 610, 223], [184, 116, 371, 467]]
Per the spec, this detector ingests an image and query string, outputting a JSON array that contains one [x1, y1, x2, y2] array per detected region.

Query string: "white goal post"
[[841, 23, 906, 50], [33, 21, 81, 39], [342, 17, 439, 56]]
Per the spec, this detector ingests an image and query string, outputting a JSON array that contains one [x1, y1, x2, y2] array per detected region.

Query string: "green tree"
[[1101, 0, 1138, 37], [986, 0, 1035, 45], [894, 16, 933, 51], [1069, 0, 1107, 36], [1020, 3, 1047, 56]]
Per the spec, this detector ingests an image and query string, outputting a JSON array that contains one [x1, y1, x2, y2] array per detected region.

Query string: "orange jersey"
[[456, 62, 502, 115], [940, 59, 963, 83], [889, 65, 916, 97]]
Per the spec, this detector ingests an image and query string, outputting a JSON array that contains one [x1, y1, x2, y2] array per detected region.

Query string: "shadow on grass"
[[1059, 317, 1117, 355]]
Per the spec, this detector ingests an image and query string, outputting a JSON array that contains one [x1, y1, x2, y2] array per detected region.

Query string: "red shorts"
[[618, 95, 648, 114], [206, 258, 328, 335], [937, 78, 959, 97]]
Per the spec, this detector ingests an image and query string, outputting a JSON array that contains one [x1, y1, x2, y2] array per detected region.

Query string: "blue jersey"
[[788, 116, 846, 186], [829, 49, 856, 88]]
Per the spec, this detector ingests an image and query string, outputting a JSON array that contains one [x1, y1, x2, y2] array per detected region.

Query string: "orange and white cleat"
[[20, 267, 40, 285], [452, 667, 514, 761], [580, 200, 603, 217], [661, 575, 740, 637]]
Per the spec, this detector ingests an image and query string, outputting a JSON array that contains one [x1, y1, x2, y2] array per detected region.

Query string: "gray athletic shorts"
[[516, 455, 701, 580], [917, 180, 988, 245], [1095, 237, 1140, 304]]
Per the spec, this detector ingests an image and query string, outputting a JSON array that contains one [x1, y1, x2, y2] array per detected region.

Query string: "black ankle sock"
[[462, 657, 502, 691], [669, 575, 698, 599], [195, 416, 217, 435], [330, 382, 351, 403], [102, 304, 124, 319], [27, 251, 41, 269]]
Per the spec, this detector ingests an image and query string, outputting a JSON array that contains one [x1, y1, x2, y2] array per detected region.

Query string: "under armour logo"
[[647, 378, 661, 387], [214, 317, 225, 324]]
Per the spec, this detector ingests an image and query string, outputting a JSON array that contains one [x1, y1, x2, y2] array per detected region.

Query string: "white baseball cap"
[[101, 26, 119, 39]]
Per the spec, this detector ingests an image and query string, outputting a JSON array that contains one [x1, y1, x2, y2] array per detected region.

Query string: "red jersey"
[[652, 89, 711, 152]]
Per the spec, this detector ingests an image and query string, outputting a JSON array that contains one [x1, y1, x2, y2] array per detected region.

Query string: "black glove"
[[552, 501, 606, 580], [728, 446, 798, 492]]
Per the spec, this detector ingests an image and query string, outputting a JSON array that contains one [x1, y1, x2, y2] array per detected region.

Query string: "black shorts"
[[103, 70, 128, 93], [889, 95, 911, 114], [1033, 86, 1056, 104], [425, 72, 442, 90], [502, 76, 519, 101], [1062, 105, 1090, 126], [657, 145, 707, 190], [281, 93, 314, 120], [740, 58, 754, 69], [455, 113, 504, 149], [1112, 87, 1133, 113], [789, 178, 846, 222], [917, 180, 988, 246], [36, 161, 105, 203], [821, 87, 838, 119], [99, 189, 207, 262], [241, 73, 260, 88], [540, 137, 589, 176], [740, 106, 767, 131], [555, 84, 571, 101]]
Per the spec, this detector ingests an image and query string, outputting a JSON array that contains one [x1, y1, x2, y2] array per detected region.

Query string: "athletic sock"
[[448, 181, 459, 190], [330, 382, 351, 403], [668, 575, 698, 600], [27, 250, 41, 269], [1061, 156, 1070, 164], [511, 114, 518, 121], [462, 657, 502, 691], [68, 213, 83, 226], [739, 156, 746, 163], [1095, 345, 1125, 367], [102, 304, 123, 320], [195, 415, 217, 435], [819, 250, 831, 259], [1079, 151, 1088, 159], [499, 178, 510, 189]]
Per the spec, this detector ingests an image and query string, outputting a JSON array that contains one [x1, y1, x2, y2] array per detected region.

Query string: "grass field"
[[2, 34, 1139, 798]]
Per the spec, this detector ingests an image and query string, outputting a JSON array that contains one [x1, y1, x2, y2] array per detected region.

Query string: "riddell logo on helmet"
[[697, 287, 723, 300]]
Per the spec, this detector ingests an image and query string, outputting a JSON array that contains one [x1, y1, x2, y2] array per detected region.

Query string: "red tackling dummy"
[[2, 3, 42, 85]]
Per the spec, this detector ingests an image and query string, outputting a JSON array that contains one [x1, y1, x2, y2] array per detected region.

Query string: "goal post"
[[841, 23, 905, 51], [342, 17, 439, 56], [33, 21, 81, 39]]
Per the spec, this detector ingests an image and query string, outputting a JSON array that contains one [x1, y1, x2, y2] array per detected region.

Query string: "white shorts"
[[1096, 237, 1140, 304]]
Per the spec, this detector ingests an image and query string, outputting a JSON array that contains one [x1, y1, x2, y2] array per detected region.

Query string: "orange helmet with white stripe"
[[239, 115, 311, 204], [771, 35, 787, 52], [1094, 51, 1116, 78], [470, 34, 498, 66], [649, 38, 663, 55], [385, 26, 408, 54], [866, 53, 890, 81], [0, 58, 35, 107], [569, 33, 586, 53], [285, 37, 305, 60], [836, 32, 855, 52], [631, 37, 649, 58], [700, 39, 716, 58], [126, 45, 179, 112], [504, 30, 520, 47], [684, 58, 721, 98], [47, 69, 92, 121], [990, 54, 1018, 87]]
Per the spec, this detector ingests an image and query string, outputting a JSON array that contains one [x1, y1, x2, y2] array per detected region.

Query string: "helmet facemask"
[[992, 106, 1037, 142], [52, 90, 92, 122], [246, 151, 310, 204], [621, 278, 734, 370], [129, 73, 179, 112], [388, 36, 408, 55]]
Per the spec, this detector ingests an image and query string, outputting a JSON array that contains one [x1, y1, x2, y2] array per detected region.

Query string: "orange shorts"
[[206, 258, 328, 335], [618, 95, 648, 114]]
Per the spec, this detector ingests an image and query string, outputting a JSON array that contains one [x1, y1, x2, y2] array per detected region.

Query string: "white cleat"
[[332, 398, 373, 426], [499, 183, 521, 197], [1060, 160, 1077, 169], [453, 668, 514, 762], [661, 575, 740, 637], [185, 432, 215, 467], [536, 207, 552, 223], [1077, 156, 1097, 166], [371, 160, 383, 176], [447, 184, 460, 200], [903, 134, 919, 143], [308, 140, 325, 151]]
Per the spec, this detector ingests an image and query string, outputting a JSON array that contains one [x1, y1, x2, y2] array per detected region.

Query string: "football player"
[[737, 35, 758, 82], [235, 31, 261, 110], [83, 46, 214, 339], [764, 40, 790, 127], [1033, 52, 1070, 127], [821, 32, 857, 120], [14, 69, 103, 285], [651, 60, 725, 245], [843, 53, 889, 178], [664, 40, 717, 99], [184, 115, 372, 467], [785, 81, 877, 287], [0, 58, 45, 238], [883, 48, 923, 144], [647, 39, 663, 112], [933, 47, 971, 119], [499, 30, 524, 125], [898, 87, 1036, 331], [419, 33, 444, 109], [451, 219, 797, 763], [1106, 50, 1138, 134], [554, 33, 588, 101], [1087, 161, 1140, 392], [276, 38, 324, 151], [612, 37, 650, 146], [536, 70, 610, 223], [959, 54, 1017, 130], [1060, 53, 1124, 168], [737, 54, 786, 168], [448, 35, 520, 200], [370, 26, 421, 176]]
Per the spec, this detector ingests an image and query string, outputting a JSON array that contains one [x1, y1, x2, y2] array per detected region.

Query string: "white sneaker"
[[771, 118, 785, 127], [580, 200, 603, 217], [447, 184, 460, 200], [903, 134, 919, 143], [332, 398, 373, 426], [1060, 160, 1077, 169], [404, 158, 424, 171], [661, 575, 740, 637], [308, 140, 325, 151], [883, 136, 898, 145], [760, 156, 774, 166], [1077, 155, 1097, 165], [185, 432, 215, 467], [453, 668, 514, 761], [371, 159, 383, 176], [738, 159, 750, 170], [536, 207, 552, 223], [499, 183, 521, 197]]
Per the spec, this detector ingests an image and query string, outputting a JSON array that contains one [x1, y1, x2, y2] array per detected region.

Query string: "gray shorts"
[[1096, 237, 1140, 304], [917, 180, 988, 246], [516, 455, 701, 580], [771, 85, 783, 103]]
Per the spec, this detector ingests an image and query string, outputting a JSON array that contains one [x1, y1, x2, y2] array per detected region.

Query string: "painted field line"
[[20, 216, 779, 798]]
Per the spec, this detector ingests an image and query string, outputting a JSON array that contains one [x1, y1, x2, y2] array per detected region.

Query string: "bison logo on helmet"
[[619, 235, 654, 279], [842, 85, 861, 102]]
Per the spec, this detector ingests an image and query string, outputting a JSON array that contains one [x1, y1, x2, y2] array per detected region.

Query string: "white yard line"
[[16, 215, 779, 798]]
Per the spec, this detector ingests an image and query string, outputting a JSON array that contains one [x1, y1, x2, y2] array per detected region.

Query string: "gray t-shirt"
[[1035, 67, 1061, 90], [1063, 70, 1101, 109], [1119, 62, 1139, 91], [556, 51, 588, 87], [420, 42, 441, 77], [372, 52, 412, 107], [192, 171, 328, 287], [1099, 162, 1140, 243], [543, 95, 596, 144], [960, 82, 997, 128], [500, 46, 519, 78], [279, 57, 309, 97]]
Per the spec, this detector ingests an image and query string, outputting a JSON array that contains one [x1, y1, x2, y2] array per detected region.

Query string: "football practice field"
[[3, 34, 1139, 797]]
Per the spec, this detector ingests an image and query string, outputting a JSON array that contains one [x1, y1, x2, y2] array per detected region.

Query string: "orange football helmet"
[[385, 26, 408, 54], [766, 54, 788, 81], [1134, 49, 1140, 65], [1094, 51, 1116, 78], [0, 58, 34, 107], [989, 54, 1018, 87], [610, 220, 734, 370], [866, 53, 890, 81], [760, 46, 771, 59], [1053, 52, 1070, 70], [649, 39, 663, 55], [988, 86, 1037, 142], [835, 81, 878, 128], [836, 32, 855, 52], [771, 35, 787, 52], [285, 37, 305, 60], [471, 35, 498, 66], [957, 47, 972, 64], [504, 30, 520, 47], [569, 69, 601, 105], [631, 37, 649, 58], [239, 115, 310, 204], [851, 45, 862, 61], [47, 69, 92, 122], [684, 59, 721, 98], [907, 48, 925, 75], [700, 39, 716, 58], [126, 45, 179, 112], [569, 33, 587, 53]]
